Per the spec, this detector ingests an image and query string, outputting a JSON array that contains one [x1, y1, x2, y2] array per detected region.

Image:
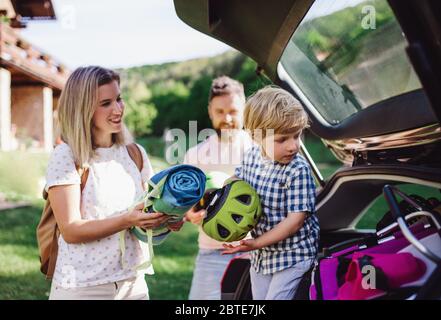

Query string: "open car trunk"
[[174, 0, 441, 165], [174, 0, 441, 299]]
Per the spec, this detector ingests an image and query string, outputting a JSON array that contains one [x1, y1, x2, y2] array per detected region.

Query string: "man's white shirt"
[[183, 130, 254, 249]]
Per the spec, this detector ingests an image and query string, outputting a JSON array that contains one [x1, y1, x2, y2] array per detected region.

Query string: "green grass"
[[0, 203, 51, 299], [0, 151, 48, 200], [136, 135, 190, 166], [146, 223, 199, 300], [136, 136, 167, 159], [137, 151, 200, 299], [149, 155, 170, 172], [355, 184, 441, 229], [0, 145, 199, 300], [0, 202, 199, 300]]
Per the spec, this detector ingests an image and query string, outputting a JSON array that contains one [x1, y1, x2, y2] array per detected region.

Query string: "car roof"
[[174, 0, 313, 80], [174, 0, 441, 164]]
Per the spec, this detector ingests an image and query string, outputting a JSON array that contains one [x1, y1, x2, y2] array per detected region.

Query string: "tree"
[[123, 96, 157, 136]]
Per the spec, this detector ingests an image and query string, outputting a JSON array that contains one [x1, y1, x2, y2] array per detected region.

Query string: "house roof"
[[10, 0, 56, 20]]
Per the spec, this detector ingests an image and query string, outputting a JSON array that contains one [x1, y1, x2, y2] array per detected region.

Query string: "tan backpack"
[[36, 143, 143, 279]]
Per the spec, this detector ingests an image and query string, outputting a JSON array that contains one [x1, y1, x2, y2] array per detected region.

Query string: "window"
[[281, 0, 421, 125], [356, 184, 441, 229]]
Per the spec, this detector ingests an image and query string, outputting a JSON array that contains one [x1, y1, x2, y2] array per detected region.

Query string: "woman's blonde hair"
[[244, 85, 309, 142], [57, 66, 130, 168]]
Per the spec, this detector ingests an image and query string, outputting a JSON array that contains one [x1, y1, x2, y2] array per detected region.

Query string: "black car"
[[174, 0, 441, 300]]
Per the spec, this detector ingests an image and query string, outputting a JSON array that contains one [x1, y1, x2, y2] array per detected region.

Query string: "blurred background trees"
[[119, 50, 271, 138]]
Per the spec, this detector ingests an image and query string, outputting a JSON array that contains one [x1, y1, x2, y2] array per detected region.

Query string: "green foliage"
[[150, 81, 191, 135], [181, 75, 213, 132], [294, 0, 395, 74], [119, 50, 270, 138], [306, 29, 330, 53], [124, 97, 157, 136], [236, 58, 272, 97]]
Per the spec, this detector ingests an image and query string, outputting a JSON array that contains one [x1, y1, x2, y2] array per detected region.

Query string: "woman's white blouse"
[[45, 142, 154, 288]]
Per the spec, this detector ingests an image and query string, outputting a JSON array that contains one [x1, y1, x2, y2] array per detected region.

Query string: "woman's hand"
[[222, 239, 259, 255], [124, 202, 170, 229], [167, 220, 185, 232], [184, 206, 206, 225]]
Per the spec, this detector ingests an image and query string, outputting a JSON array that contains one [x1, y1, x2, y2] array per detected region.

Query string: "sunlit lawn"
[[0, 204, 51, 299], [0, 202, 200, 300], [0, 153, 199, 300]]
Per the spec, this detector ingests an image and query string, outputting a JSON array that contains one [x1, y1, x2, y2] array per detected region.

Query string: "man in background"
[[184, 76, 253, 300]]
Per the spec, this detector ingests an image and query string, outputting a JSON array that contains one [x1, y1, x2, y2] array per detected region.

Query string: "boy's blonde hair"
[[57, 66, 129, 169], [244, 86, 309, 141]]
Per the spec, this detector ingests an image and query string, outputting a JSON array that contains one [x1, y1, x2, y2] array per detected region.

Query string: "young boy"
[[222, 86, 320, 300]]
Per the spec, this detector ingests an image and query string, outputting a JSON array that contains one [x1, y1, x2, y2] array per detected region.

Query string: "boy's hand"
[[184, 207, 206, 225], [221, 239, 258, 254]]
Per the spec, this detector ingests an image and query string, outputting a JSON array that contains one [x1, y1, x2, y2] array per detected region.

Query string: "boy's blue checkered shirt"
[[235, 145, 320, 275]]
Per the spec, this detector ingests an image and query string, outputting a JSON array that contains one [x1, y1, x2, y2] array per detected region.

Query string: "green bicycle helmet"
[[194, 171, 230, 211], [202, 179, 262, 242]]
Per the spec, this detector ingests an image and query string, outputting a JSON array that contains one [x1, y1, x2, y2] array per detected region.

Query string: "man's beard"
[[214, 122, 240, 138]]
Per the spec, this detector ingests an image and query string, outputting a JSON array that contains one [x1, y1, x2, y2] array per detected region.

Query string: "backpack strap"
[[126, 143, 143, 172], [41, 167, 89, 279], [78, 168, 90, 191], [43, 144, 141, 200]]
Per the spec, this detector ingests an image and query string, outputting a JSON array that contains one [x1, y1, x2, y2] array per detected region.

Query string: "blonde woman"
[[45, 66, 171, 300]]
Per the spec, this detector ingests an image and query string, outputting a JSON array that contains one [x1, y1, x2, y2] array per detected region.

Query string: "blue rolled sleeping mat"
[[131, 164, 207, 245]]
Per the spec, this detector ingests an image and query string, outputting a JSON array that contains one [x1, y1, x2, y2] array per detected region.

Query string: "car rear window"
[[280, 0, 422, 125]]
